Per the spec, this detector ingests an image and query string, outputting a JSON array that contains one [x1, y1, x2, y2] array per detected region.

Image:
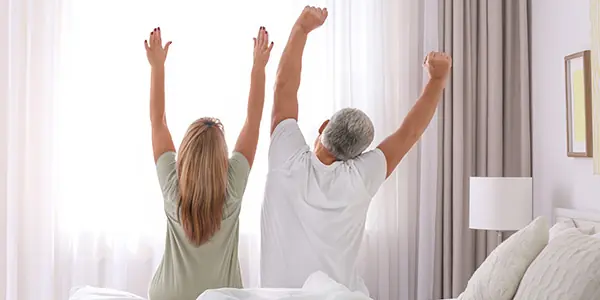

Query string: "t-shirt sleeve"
[[353, 148, 388, 197], [156, 151, 179, 219], [269, 119, 309, 168], [227, 152, 251, 200]]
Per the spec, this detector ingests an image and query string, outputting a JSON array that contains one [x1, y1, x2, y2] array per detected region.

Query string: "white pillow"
[[456, 216, 549, 300], [549, 219, 594, 240], [513, 228, 600, 300]]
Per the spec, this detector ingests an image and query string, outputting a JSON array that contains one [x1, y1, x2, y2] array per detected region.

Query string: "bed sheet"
[[198, 271, 371, 300], [69, 286, 146, 300], [68, 272, 372, 300]]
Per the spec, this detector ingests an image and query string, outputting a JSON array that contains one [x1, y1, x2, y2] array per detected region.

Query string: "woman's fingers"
[[157, 27, 162, 46], [144, 39, 150, 51], [253, 26, 273, 53], [147, 27, 172, 50], [164, 41, 172, 55], [152, 28, 158, 46], [258, 27, 265, 49], [254, 26, 271, 49], [257, 26, 263, 43], [263, 29, 269, 49]]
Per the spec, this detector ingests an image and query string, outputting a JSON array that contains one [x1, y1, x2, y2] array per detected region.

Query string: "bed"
[[554, 207, 600, 232], [69, 271, 371, 300], [453, 207, 600, 300], [69, 208, 600, 300]]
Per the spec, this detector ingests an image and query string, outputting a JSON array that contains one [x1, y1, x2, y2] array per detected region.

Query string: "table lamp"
[[469, 177, 533, 245]]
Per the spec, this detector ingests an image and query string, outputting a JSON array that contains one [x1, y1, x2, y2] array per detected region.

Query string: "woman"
[[144, 26, 273, 300]]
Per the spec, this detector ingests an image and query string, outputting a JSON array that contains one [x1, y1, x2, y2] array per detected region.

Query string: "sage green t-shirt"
[[148, 151, 250, 300]]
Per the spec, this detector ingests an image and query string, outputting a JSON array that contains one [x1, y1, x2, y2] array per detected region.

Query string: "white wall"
[[532, 0, 600, 219]]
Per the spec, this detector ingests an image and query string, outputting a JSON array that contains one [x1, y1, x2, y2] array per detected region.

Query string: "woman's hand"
[[145, 27, 172, 68], [253, 27, 274, 68]]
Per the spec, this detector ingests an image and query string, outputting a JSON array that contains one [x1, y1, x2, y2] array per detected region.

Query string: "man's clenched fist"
[[295, 6, 328, 34], [424, 52, 452, 80]]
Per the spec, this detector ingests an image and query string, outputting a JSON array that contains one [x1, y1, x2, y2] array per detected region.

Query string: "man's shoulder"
[[271, 118, 300, 137], [337, 149, 384, 169], [354, 148, 385, 161]]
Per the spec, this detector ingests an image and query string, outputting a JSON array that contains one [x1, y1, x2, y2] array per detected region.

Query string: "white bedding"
[[198, 272, 371, 300], [68, 271, 372, 300], [69, 286, 146, 300]]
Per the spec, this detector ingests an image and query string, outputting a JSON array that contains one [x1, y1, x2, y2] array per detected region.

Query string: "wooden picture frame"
[[565, 50, 593, 157]]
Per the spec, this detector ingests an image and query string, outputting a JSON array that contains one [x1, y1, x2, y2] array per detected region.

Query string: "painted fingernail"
[[151, 32, 153, 35], [158, 27, 160, 30]]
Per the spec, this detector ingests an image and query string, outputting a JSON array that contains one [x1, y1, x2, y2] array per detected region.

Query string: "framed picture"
[[565, 51, 593, 157]]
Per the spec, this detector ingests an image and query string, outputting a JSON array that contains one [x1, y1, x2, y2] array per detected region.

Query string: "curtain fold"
[[1, 0, 64, 298], [433, 0, 532, 298], [331, 1, 442, 299]]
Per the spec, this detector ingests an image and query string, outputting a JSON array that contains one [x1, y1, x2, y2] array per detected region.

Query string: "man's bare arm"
[[377, 52, 452, 178], [271, 6, 328, 134], [270, 28, 306, 134]]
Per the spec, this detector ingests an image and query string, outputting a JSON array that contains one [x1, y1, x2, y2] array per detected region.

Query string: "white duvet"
[[198, 272, 371, 300], [69, 271, 372, 300]]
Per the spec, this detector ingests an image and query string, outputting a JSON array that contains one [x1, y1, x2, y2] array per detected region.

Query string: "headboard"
[[554, 208, 600, 234]]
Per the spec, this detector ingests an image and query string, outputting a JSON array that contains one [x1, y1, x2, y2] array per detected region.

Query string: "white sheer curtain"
[[346, 1, 440, 299], [1, 0, 439, 299], [1, 0, 64, 299]]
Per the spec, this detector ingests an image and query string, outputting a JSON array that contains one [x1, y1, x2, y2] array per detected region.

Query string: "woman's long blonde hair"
[[177, 117, 228, 246]]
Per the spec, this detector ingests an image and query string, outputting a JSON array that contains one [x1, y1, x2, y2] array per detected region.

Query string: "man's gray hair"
[[321, 108, 374, 161]]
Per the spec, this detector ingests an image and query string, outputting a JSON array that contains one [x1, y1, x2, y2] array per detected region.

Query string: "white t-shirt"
[[260, 119, 387, 295]]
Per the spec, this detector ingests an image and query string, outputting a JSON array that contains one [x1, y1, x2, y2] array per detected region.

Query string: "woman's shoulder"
[[227, 152, 251, 188], [228, 152, 250, 173]]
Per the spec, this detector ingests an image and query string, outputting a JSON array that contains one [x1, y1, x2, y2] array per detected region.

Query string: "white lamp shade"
[[469, 177, 533, 231]]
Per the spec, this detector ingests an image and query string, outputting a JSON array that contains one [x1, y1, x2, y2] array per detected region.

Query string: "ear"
[[318, 120, 330, 134]]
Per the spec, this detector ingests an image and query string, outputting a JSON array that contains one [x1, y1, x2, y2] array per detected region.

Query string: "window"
[[54, 0, 333, 239]]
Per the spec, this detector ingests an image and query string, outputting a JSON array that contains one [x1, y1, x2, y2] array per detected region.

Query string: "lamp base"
[[496, 230, 503, 245]]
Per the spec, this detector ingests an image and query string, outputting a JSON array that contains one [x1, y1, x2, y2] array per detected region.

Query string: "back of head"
[[321, 108, 374, 161], [177, 117, 228, 246]]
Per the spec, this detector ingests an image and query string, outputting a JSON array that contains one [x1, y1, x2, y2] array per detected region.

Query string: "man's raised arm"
[[270, 6, 328, 134], [377, 52, 452, 178]]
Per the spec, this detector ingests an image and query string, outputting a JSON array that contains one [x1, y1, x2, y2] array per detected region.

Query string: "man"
[[260, 6, 452, 295]]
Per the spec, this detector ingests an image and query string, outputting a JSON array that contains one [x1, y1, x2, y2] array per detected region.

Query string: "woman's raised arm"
[[145, 27, 176, 162], [233, 27, 274, 167]]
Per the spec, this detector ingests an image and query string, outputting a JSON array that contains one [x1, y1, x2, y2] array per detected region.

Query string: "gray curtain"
[[433, 0, 532, 298]]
